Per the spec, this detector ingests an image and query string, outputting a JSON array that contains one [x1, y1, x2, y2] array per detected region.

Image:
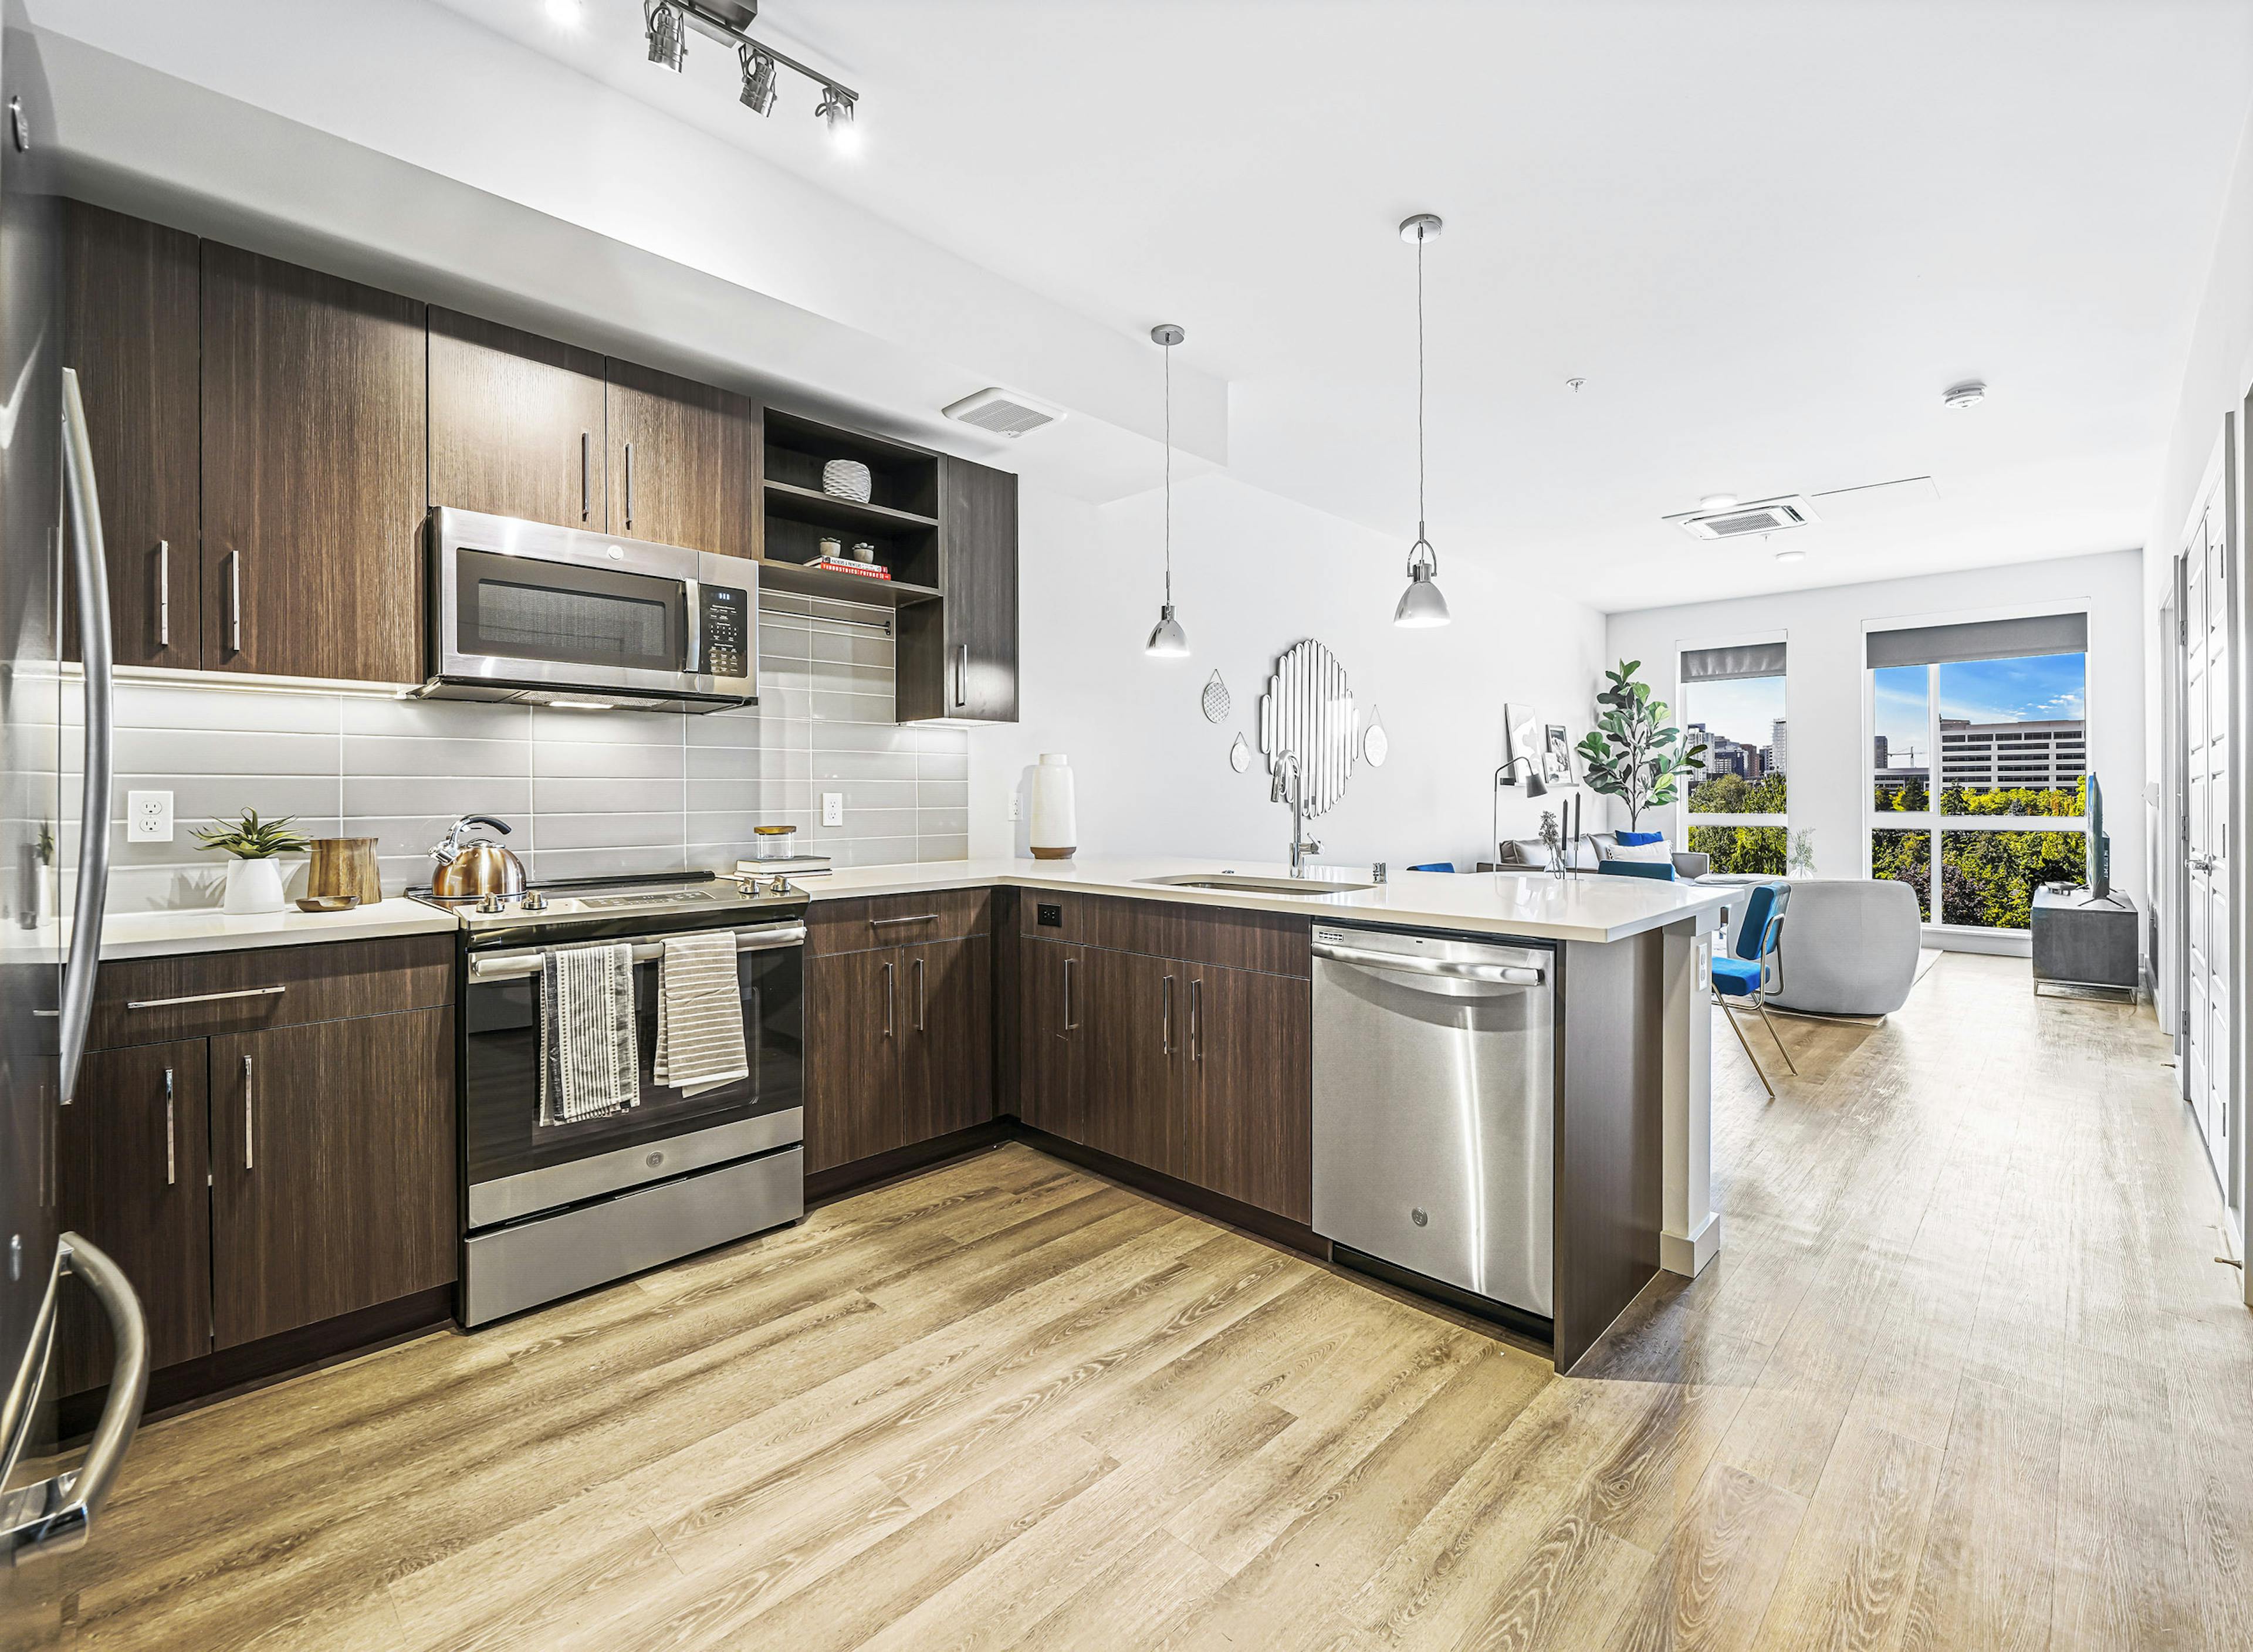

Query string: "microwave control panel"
[[702, 585, 750, 679]]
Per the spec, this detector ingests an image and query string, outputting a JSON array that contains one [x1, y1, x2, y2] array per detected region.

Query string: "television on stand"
[[2085, 772, 2109, 901]]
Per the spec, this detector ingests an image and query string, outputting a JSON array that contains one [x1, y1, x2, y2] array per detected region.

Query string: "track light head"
[[645, 0, 685, 70], [739, 46, 779, 114], [817, 86, 860, 149]]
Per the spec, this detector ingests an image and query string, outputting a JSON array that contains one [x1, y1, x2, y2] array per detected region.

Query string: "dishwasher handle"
[[1313, 939, 1547, 987]]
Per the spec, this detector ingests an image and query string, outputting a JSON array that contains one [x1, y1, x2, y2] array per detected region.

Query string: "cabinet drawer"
[[1019, 892, 1310, 979], [89, 933, 455, 1050], [807, 888, 992, 956]]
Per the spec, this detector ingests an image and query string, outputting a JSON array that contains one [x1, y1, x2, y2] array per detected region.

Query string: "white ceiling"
[[299, 3, 2253, 608]]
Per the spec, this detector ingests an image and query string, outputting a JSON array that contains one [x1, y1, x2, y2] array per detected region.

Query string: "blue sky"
[[1683, 654, 2086, 766]]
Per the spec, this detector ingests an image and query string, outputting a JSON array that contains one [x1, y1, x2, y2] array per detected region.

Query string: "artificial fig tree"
[[1573, 661, 1707, 832]]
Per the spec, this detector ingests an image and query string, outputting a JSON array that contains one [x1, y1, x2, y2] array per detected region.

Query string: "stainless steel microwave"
[[417, 507, 755, 712]]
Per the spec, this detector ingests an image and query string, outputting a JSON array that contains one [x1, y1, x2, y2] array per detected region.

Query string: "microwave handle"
[[682, 577, 702, 676]]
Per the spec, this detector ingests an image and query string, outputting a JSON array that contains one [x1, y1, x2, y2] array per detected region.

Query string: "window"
[[1866, 614, 2088, 930], [1682, 641, 1787, 875]]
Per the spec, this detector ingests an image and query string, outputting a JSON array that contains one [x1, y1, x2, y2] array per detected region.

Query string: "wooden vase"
[[307, 837, 381, 904]]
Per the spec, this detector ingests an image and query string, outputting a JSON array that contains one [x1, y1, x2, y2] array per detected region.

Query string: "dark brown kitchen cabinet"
[[1178, 964, 1312, 1223], [1020, 940, 1177, 1174], [604, 357, 761, 558], [429, 309, 607, 531], [209, 1007, 456, 1348], [61, 202, 202, 669], [898, 456, 1018, 722], [200, 242, 427, 683], [55, 1040, 212, 1396], [806, 935, 992, 1173]]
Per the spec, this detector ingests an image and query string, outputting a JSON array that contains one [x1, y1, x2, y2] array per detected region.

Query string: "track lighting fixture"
[[638, 0, 862, 139]]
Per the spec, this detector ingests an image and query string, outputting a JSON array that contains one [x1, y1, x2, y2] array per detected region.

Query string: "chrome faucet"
[[1269, 752, 1322, 875]]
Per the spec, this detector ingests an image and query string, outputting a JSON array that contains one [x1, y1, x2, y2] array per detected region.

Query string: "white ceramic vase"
[[1028, 753, 1077, 860], [222, 856, 287, 915]]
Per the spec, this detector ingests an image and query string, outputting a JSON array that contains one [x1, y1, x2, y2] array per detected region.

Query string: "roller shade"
[[1865, 612, 2087, 669], [1680, 641, 1786, 683]]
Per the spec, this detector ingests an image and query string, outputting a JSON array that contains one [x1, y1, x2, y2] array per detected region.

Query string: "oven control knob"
[[476, 891, 503, 913], [522, 890, 547, 911]]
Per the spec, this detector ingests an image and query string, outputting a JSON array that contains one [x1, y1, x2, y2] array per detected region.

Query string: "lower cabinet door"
[[1180, 966, 1312, 1222], [210, 1007, 456, 1348], [1080, 950, 1179, 1172], [806, 946, 905, 1172], [1019, 940, 1081, 1140], [56, 1039, 212, 1392], [898, 935, 992, 1144]]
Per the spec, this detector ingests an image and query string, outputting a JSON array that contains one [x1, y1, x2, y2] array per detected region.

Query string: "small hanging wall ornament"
[[1363, 704, 1389, 767], [1201, 670, 1232, 724], [1229, 733, 1251, 773]]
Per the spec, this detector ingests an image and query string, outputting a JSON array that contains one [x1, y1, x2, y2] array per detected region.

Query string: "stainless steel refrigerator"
[[0, 4, 146, 1636]]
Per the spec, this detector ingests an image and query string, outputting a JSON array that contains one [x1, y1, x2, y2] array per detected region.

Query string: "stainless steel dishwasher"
[[1311, 923, 1555, 1324]]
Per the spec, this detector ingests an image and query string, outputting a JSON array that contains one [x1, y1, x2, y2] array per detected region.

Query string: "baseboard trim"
[[1661, 1210, 1723, 1278], [1008, 1125, 1331, 1261], [804, 1120, 1013, 1207]]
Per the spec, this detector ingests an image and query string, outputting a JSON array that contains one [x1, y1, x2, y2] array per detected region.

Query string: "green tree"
[[1575, 662, 1707, 831]]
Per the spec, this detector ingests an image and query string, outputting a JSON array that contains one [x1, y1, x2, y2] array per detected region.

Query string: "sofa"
[[1490, 832, 1711, 880], [1712, 877, 1923, 1017]]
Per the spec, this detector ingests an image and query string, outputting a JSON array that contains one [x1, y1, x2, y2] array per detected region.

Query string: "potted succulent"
[[193, 808, 310, 915]]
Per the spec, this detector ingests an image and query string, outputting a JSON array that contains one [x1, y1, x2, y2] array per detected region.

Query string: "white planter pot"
[[222, 857, 287, 915], [1029, 753, 1077, 860]]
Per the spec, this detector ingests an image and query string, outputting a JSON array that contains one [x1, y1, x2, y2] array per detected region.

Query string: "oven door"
[[462, 925, 804, 1229]]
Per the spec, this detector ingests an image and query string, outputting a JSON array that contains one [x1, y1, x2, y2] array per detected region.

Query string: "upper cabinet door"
[[61, 202, 201, 669], [430, 309, 607, 532], [901, 456, 1019, 722], [604, 357, 760, 558], [201, 244, 427, 683]]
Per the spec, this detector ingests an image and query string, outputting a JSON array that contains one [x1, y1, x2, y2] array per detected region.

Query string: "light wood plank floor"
[[61, 953, 2253, 1651]]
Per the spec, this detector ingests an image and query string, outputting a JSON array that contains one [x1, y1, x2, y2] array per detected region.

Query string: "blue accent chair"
[[1408, 862, 1454, 873], [1711, 881, 1797, 1096], [1595, 858, 1674, 881]]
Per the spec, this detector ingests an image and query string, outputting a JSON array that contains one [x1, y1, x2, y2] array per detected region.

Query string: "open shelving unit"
[[760, 409, 942, 607]]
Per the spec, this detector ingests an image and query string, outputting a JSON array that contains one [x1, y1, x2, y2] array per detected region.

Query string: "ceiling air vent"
[[1667, 495, 1820, 541], [942, 387, 1065, 438]]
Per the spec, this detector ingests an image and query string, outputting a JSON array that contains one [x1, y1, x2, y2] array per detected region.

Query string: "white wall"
[[1606, 550, 2146, 922], [967, 476, 1606, 871]]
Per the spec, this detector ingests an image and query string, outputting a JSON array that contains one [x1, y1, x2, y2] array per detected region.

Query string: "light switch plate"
[[127, 789, 173, 844], [821, 792, 844, 828]]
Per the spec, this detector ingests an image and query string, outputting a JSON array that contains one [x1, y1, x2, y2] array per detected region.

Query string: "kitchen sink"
[[1138, 872, 1375, 896]]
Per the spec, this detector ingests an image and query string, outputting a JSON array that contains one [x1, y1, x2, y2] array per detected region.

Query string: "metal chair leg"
[[1755, 999, 1799, 1074], [1716, 993, 1774, 1098]]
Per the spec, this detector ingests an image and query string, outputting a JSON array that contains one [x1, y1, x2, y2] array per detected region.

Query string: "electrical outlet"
[[821, 792, 844, 828], [127, 790, 173, 844], [1007, 791, 1021, 821]]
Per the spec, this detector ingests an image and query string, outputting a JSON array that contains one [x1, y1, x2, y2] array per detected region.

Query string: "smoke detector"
[[942, 387, 1065, 438], [1666, 494, 1820, 541], [1942, 380, 1987, 410]]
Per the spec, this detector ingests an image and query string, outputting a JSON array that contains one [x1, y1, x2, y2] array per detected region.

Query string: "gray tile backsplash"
[[67, 594, 970, 913]]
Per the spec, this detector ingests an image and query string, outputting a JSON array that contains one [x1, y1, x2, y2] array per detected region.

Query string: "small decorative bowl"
[[295, 895, 361, 913], [821, 459, 873, 503]]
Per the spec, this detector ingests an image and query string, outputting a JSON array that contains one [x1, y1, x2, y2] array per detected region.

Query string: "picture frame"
[[1542, 723, 1576, 786], [1501, 703, 1542, 784]]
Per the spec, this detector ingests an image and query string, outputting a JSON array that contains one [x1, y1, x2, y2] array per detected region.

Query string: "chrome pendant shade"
[[1395, 213, 1452, 629], [1145, 323, 1190, 659]]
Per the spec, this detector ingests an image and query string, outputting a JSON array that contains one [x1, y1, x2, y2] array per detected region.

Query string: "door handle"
[[155, 540, 168, 648], [59, 367, 113, 1107], [226, 547, 242, 655], [580, 431, 591, 522], [882, 959, 894, 1039], [0, 1234, 150, 1565], [955, 643, 969, 707], [126, 984, 287, 1010], [163, 1067, 175, 1187], [869, 914, 938, 929], [1162, 974, 1175, 1056], [242, 1055, 254, 1171], [1063, 956, 1077, 1031], [1190, 979, 1203, 1063], [914, 956, 926, 1032], [623, 441, 634, 530]]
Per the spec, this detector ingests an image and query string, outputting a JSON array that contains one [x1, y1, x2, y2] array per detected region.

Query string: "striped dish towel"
[[654, 930, 750, 1098], [539, 943, 640, 1125]]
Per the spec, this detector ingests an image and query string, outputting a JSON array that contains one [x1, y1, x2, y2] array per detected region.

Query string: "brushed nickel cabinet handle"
[[869, 914, 938, 928], [624, 441, 634, 530], [1190, 980, 1203, 1063], [914, 956, 926, 1032], [882, 960, 894, 1039], [226, 549, 241, 654], [155, 541, 168, 647], [955, 643, 968, 707], [241, 1055, 254, 1172], [163, 1068, 175, 1187], [1162, 974, 1175, 1056], [126, 984, 286, 1010], [1063, 956, 1077, 1032], [580, 431, 591, 522]]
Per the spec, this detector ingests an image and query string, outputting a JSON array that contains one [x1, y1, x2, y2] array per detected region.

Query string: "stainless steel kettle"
[[430, 814, 527, 900]]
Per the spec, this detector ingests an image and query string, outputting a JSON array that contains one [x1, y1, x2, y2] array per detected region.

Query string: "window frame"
[[1674, 628, 1789, 874]]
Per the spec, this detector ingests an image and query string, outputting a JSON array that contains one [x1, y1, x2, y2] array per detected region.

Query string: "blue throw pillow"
[[1615, 830, 1665, 846]]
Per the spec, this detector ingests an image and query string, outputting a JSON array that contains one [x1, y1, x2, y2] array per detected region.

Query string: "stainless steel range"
[[421, 870, 808, 1326]]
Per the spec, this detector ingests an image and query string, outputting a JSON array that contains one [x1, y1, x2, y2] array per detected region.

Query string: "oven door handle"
[[466, 923, 806, 983]]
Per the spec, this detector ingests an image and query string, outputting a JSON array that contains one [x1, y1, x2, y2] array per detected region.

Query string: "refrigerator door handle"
[[57, 367, 113, 1105], [0, 1234, 150, 1565]]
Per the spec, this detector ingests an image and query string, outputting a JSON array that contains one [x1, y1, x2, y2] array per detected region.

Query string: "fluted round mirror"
[[1258, 639, 1357, 817]]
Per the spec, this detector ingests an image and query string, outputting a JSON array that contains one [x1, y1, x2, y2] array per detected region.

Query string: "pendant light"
[[1394, 214, 1452, 628], [1145, 322, 1190, 658]]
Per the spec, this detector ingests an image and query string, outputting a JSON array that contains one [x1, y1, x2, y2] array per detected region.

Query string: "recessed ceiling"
[[315, 4, 2253, 608]]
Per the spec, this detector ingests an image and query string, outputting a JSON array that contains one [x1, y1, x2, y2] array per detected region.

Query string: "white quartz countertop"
[[802, 856, 1730, 944], [67, 897, 462, 962]]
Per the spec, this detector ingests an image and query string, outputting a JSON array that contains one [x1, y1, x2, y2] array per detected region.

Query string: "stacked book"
[[803, 557, 892, 581]]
